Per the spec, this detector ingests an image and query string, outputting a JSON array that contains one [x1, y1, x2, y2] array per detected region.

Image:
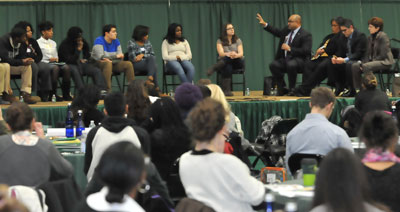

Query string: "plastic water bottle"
[[19, 95, 23, 102], [76, 110, 84, 137], [285, 202, 298, 212], [51, 94, 56, 103], [65, 103, 74, 138], [246, 88, 250, 96], [392, 105, 397, 121], [265, 193, 275, 212], [169, 89, 174, 97], [89, 120, 96, 129]]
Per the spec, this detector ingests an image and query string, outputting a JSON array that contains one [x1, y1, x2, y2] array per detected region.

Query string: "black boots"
[[207, 60, 225, 76], [221, 78, 233, 96], [62, 81, 72, 101]]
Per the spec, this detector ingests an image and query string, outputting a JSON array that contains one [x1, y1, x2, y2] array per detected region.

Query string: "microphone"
[[391, 38, 400, 43]]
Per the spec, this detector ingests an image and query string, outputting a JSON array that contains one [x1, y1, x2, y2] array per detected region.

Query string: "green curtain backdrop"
[[2, 0, 400, 90]]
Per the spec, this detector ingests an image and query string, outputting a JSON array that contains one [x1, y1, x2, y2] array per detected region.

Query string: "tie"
[[288, 31, 294, 45], [347, 38, 352, 58]]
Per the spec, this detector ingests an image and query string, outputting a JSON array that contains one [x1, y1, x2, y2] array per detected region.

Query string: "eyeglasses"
[[341, 28, 349, 32], [226, 27, 234, 30], [288, 20, 295, 23], [331, 24, 339, 27]]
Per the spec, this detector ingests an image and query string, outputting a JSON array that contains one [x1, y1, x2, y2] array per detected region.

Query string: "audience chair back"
[[288, 153, 324, 176], [175, 197, 216, 212]]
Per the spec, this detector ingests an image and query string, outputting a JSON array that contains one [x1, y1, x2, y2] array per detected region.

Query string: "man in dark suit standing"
[[257, 13, 312, 95], [328, 18, 367, 97]]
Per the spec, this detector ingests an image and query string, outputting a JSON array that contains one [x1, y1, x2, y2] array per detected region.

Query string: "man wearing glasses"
[[257, 13, 312, 96], [328, 18, 367, 97]]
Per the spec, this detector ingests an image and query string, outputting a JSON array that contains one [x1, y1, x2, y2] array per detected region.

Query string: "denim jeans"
[[166, 60, 195, 83]]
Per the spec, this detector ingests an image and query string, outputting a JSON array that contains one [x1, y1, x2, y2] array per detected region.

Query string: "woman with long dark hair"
[[311, 148, 386, 212], [58, 26, 107, 93], [207, 23, 244, 96], [161, 23, 195, 84], [125, 79, 151, 125], [361, 111, 400, 212], [147, 97, 191, 181], [127, 25, 158, 88]]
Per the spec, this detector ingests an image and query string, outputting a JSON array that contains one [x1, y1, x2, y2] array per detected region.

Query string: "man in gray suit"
[[351, 17, 394, 91]]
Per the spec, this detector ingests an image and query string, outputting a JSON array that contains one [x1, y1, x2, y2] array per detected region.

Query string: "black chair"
[[376, 47, 400, 91], [252, 118, 298, 167], [166, 157, 186, 204], [10, 74, 21, 94], [216, 60, 246, 96], [162, 60, 182, 93], [288, 153, 324, 176]]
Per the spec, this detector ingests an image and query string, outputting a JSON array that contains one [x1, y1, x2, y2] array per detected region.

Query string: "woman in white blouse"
[[161, 23, 195, 83]]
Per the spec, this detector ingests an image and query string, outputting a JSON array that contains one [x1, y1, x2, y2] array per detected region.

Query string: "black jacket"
[[325, 32, 347, 58], [264, 25, 312, 60], [58, 39, 91, 65], [0, 33, 27, 66], [347, 29, 368, 61], [20, 38, 43, 63], [83, 116, 150, 175]]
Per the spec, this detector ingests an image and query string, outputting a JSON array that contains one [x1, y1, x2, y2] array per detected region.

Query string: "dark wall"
[[2, 0, 400, 90]]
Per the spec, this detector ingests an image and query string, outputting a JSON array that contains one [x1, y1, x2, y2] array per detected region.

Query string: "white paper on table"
[[46, 128, 66, 137], [265, 184, 314, 197], [46, 128, 92, 137]]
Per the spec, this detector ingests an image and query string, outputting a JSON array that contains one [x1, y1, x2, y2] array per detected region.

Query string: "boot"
[[39, 90, 50, 102], [21, 92, 37, 104], [221, 78, 233, 96], [62, 81, 73, 101], [207, 60, 225, 76]]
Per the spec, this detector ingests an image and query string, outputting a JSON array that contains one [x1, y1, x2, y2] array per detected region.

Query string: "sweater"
[[161, 39, 192, 61], [179, 150, 265, 212], [58, 38, 91, 65], [84, 116, 150, 179], [0, 134, 73, 186], [0, 33, 26, 66], [91, 36, 122, 61], [364, 163, 400, 212]]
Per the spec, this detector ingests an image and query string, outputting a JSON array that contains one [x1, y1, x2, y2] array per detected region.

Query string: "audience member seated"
[[286, 87, 353, 175], [91, 24, 135, 92], [207, 84, 251, 150], [207, 23, 244, 96], [0, 27, 36, 104], [162, 23, 195, 83], [174, 82, 203, 120], [310, 148, 387, 212], [179, 98, 265, 212], [147, 97, 192, 181], [75, 142, 147, 212], [0, 106, 9, 135], [355, 72, 390, 118], [125, 79, 152, 126], [127, 25, 158, 88], [351, 17, 394, 92], [0, 102, 73, 186], [71, 84, 104, 127], [361, 111, 400, 212], [84, 91, 150, 182], [37, 21, 72, 101], [256, 13, 312, 95], [14, 21, 52, 101], [328, 18, 367, 97], [59, 26, 107, 93]]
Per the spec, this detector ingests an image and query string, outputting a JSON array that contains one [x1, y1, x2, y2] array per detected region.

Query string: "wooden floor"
[[0, 90, 314, 109]]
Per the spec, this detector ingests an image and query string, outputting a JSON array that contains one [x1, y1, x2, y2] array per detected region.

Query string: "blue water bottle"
[[76, 110, 84, 137], [265, 193, 275, 212], [65, 103, 74, 138]]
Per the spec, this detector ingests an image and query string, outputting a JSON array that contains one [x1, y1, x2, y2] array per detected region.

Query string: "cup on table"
[[301, 158, 317, 186]]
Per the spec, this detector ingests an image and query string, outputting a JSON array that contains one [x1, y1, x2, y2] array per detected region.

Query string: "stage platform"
[[2, 90, 395, 142]]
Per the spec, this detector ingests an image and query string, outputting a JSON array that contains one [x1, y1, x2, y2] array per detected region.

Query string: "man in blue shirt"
[[285, 87, 354, 175], [92, 24, 134, 92]]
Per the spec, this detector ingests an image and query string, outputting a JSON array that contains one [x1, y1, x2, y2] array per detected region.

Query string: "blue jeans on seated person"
[[166, 60, 195, 83]]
